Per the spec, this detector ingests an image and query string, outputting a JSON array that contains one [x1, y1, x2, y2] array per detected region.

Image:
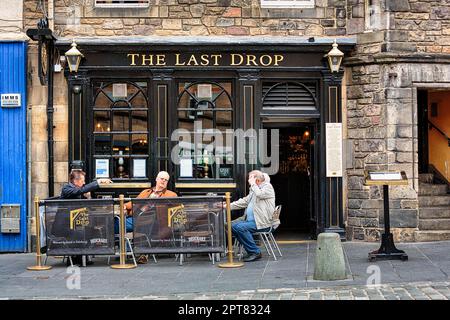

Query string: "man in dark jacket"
[[56, 170, 111, 266], [61, 171, 111, 199]]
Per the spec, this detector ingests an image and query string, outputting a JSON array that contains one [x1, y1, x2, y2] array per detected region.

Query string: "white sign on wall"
[[326, 123, 343, 177], [1, 94, 21, 107]]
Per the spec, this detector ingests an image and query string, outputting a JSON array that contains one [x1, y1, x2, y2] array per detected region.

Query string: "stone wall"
[[28, 45, 69, 199], [344, 0, 450, 241], [351, 0, 450, 57], [0, 0, 27, 40], [345, 61, 450, 242], [23, 0, 352, 37]]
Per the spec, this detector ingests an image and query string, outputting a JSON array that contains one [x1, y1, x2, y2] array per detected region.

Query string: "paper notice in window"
[[326, 123, 343, 177], [180, 158, 193, 177], [95, 159, 109, 178], [133, 159, 146, 178]]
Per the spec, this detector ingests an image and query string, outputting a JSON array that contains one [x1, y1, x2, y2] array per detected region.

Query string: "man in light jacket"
[[230, 170, 275, 262]]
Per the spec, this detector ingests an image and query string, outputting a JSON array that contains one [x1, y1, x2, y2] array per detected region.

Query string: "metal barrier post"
[[111, 194, 136, 269], [27, 196, 52, 271], [219, 192, 244, 268]]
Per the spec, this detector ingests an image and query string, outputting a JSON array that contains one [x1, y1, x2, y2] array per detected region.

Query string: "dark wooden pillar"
[[153, 70, 173, 185], [321, 70, 345, 239], [67, 72, 89, 175], [237, 70, 259, 198]]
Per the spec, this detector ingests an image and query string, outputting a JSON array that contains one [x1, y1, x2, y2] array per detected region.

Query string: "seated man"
[[119, 171, 177, 264], [57, 170, 112, 266], [229, 170, 275, 262]]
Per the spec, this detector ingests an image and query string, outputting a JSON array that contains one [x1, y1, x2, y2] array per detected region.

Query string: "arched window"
[[92, 81, 149, 180], [177, 82, 233, 180]]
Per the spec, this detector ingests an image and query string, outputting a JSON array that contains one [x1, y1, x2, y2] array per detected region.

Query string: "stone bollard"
[[313, 232, 346, 281]]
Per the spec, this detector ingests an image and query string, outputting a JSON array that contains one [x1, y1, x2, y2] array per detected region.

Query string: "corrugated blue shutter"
[[0, 41, 28, 252]]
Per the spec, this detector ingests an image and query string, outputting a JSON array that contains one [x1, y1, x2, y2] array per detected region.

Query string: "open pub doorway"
[[267, 124, 316, 241]]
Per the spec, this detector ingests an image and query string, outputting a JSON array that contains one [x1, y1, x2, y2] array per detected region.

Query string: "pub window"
[[92, 81, 149, 181], [260, 0, 315, 8], [177, 82, 233, 180], [94, 0, 150, 8]]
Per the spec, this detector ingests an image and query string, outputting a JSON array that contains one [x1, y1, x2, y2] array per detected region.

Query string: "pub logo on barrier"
[[69, 207, 89, 230], [168, 204, 187, 228]]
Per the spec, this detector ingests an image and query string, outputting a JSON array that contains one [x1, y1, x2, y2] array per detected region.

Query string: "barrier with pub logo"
[[131, 196, 225, 255], [44, 199, 115, 256]]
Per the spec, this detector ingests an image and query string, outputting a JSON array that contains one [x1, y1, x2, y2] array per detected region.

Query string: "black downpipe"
[[47, 41, 55, 197]]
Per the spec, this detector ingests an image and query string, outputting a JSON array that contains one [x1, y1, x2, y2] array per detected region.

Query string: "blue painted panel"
[[0, 41, 28, 252]]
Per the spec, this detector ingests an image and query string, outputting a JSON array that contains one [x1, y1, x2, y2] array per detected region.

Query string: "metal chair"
[[107, 216, 137, 266], [255, 205, 282, 260], [235, 205, 283, 261], [173, 208, 218, 266], [133, 210, 158, 263]]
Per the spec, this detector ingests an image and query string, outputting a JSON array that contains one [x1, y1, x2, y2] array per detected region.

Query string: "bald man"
[[124, 171, 177, 213], [115, 171, 177, 235]]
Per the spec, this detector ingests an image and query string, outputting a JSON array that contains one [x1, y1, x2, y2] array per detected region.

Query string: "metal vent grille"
[[262, 82, 317, 110], [95, 0, 150, 8]]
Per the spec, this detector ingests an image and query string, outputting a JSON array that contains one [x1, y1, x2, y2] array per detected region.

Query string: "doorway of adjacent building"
[[265, 124, 316, 240], [418, 89, 450, 184]]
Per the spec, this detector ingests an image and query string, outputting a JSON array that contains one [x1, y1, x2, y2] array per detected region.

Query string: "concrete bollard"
[[313, 232, 346, 281]]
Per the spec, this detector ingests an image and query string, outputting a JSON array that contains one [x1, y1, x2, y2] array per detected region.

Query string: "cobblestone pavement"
[[2, 241, 450, 299], [158, 281, 450, 300], [7, 281, 450, 300]]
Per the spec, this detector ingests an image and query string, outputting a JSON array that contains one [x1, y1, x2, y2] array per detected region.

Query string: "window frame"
[[94, 0, 150, 9], [175, 80, 235, 182], [90, 80, 152, 182]]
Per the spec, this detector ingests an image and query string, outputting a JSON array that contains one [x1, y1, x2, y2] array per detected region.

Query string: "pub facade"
[[23, 0, 450, 247]]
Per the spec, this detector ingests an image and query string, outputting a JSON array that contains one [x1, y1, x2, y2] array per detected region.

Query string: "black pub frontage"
[[56, 37, 355, 239]]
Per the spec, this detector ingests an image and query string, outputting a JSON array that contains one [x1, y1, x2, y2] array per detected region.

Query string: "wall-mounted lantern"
[[65, 40, 84, 73], [326, 39, 344, 73]]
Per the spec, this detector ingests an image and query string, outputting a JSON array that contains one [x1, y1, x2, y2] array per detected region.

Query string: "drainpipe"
[[27, 94, 32, 252], [47, 40, 55, 197]]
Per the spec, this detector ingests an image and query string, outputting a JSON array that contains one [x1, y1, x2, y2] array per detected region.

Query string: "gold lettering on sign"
[[141, 54, 153, 66], [260, 54, 273, 67], [211, 54, 222, 66], [187, 54, 199, 66], [128, 53, 139, 66], [200, 54, 210, 66], [246, 54, 257, 66], [274, 54, 284, 66], [127, 53, 285, 67], [156, 54, 166, 66], [231, 54, 244, 66], [175, 53, 185, 66]]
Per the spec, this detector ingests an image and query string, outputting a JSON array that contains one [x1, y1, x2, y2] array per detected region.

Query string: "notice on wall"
[[133, 159, 146, 178], [326, 123, 343, 177], [1, 94, 21, 107], [95, 159, 109, 178]]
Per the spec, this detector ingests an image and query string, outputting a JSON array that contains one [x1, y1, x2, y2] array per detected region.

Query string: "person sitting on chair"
[[57, 170, 112, 266], [229, 170, 275, 262], [121, 171, 177, 264]]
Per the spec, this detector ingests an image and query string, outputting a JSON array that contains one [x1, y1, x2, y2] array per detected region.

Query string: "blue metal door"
[[0, 41, 27, 252]]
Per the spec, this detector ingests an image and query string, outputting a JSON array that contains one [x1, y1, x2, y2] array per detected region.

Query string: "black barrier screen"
[[132, 197, 225, 254], [44, 199, 115, 256]]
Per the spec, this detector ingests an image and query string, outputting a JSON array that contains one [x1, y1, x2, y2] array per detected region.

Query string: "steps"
[[414, 173, 450, 242]]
